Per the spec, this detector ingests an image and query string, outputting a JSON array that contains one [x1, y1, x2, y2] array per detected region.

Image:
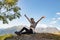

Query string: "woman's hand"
[[41, 16, 46, 18]]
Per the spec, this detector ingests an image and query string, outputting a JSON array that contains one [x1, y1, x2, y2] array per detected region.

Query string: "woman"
[[15, 14, 45, 35]]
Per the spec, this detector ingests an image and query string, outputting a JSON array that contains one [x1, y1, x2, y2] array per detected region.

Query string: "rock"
[[6, 33, 60, 40]]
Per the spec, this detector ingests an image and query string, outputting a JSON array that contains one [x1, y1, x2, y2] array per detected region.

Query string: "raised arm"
[[24, 14, 30, 22], [36, 16, 45, 24]]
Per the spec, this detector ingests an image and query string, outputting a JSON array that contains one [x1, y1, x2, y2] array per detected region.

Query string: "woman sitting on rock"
[[15, 14, 45, 35]]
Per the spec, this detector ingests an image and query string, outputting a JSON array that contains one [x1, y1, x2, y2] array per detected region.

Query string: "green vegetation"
[[0, 34, 13, 40], [0, 0, 21, 24]]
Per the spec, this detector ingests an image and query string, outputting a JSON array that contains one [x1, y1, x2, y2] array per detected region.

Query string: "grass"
[[0, 34, 13, 40]]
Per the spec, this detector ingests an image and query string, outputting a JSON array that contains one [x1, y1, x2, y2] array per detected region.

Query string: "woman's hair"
[[30, 18, 34, 20]]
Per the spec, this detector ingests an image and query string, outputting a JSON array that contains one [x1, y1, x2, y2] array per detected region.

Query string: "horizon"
[[0, 0, 60, 30]]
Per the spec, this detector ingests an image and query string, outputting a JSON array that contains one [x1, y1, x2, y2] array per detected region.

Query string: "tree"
[[0, 0, 21, 24]]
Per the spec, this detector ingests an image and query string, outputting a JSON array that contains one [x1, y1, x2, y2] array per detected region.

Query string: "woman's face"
[[30, 18, 35, 23]]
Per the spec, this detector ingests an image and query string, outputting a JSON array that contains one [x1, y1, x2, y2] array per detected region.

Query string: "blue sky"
[[0, 0, 60, 29]]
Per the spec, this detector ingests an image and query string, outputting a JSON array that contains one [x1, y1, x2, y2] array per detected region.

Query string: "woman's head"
[[31, 18, 34, 20], [30, 18, 35, 23]]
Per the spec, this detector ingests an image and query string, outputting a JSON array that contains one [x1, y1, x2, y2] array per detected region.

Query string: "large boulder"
[[6, 33, 60, 40]]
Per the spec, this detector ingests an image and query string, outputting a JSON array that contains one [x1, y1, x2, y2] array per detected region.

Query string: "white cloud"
[[50, 21, 57, 24], [52, 18, 57, 21], [56, 12, 60, 15], [56, 27, 60, 30], [57, 17, 60, 20], [52, 17, 60, 21], [37, 23, 48, 28], [0, 19, 21, 29]]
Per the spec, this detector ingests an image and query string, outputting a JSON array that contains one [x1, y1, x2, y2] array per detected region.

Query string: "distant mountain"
[[0, 25, 27, 35], [0, 25, 60, 35], [36, 27, 60, 33], [0, 26, 17, 35]]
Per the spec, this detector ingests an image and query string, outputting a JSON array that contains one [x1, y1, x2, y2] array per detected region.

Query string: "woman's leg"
[[21, 29, 33, 34], [21, 32, 28, 34], [29, 29, 33, 34], [15, 27, 29, 35], [19, 27, 29, 33]]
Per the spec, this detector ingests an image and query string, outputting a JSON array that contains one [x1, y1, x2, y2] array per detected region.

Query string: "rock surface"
[[5, 33, 60, 40]]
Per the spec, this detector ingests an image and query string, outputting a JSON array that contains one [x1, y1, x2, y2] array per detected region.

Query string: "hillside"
[[5, 33, 60, 40]]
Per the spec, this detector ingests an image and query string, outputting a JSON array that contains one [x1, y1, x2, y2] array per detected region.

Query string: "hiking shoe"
[[15, 31, 21, 36]]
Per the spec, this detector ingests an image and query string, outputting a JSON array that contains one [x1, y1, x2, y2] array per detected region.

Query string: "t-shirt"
[[30, 22, 37, 29], [30, 22, 37, 33]]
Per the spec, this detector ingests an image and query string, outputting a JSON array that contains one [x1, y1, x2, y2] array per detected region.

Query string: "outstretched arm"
[[24, 14, 30, 22], [36, 16, 45, 24]]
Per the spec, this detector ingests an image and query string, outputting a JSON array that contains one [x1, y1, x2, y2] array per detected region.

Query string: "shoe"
[[15, 31, 21, 36]]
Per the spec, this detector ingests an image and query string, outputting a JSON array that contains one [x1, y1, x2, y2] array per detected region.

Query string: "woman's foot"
[[15, 31, 21, 36]]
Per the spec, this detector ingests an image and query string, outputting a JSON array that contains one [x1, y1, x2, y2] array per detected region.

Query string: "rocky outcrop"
[[6, 33, 60, 40]]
